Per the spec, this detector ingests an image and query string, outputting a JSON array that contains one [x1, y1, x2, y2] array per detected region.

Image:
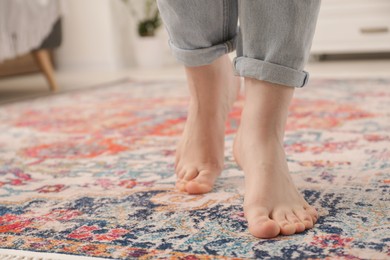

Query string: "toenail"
[[295, 223, 304, 228]]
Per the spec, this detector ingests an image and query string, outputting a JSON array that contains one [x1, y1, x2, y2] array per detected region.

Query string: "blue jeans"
[[156, 0, 321, 88]]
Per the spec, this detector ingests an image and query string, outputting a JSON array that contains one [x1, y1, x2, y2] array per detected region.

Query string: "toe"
[[177, 169, 185, 179], [286, 213, 305, 233], [250, 218, 280, 239], [305, 206, 319, 224], [186, 182, 212, 194], [272, 211, 296, 236], [185, 169, 219, 194], [245, 207, 280, 238], [175, 169, 187, 191], [294, 208, 314, 229], [183, 168, 198, 181], [175, 179, 186, 191]]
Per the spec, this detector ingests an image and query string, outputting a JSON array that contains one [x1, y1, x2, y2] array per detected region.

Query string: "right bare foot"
[[175, 54, 240, 194]]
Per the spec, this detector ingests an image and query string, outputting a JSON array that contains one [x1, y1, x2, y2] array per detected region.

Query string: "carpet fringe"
[[0, 249, 110, 260]]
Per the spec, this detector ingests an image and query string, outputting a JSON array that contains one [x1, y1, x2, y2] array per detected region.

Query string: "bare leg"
[[175, 54, 240, 194], [233, 78, 318, 238]]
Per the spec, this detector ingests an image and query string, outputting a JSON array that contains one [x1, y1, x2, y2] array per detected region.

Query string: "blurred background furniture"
[[0, 0, 64, 91], [31, 19, 62, 91], [311, 0, 390, 57]]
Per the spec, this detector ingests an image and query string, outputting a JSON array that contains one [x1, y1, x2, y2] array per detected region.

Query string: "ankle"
[[188, 100, 229, 121], [241, 109, 285, 135], [243, 78, 294, 109], [237, 130, 284, 150], [185, 54, 231, 82]]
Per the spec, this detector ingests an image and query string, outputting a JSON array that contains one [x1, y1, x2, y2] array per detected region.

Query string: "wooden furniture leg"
[[32, 49, 59, 91]]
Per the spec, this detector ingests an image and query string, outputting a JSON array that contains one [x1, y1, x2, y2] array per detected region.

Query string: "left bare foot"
[[233, 78, 318, 238]]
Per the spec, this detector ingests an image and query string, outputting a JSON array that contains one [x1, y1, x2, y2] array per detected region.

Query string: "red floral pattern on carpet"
[[0, 78, 389, 259]]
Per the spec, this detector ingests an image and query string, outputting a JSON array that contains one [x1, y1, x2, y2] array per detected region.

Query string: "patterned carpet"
[[0, 78, 389, 260]]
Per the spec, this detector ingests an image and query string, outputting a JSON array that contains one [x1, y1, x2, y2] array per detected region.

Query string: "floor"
[[0, 56, 390, 104]]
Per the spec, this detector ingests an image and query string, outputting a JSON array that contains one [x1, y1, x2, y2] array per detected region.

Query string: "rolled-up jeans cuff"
[[167, 34, 238, 67], [233, 57, 309, 88]]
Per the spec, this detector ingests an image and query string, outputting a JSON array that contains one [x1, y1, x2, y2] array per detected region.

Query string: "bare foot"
[[175, 54, 240, 194], [233, 79, 318, 238]]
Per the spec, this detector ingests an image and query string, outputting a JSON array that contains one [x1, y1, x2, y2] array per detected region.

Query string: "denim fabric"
[[156, 0, 321, 88]]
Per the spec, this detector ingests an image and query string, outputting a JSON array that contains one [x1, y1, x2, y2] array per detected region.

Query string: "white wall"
[[55, 0, 176, 72], [55, 0, 119, 71]]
